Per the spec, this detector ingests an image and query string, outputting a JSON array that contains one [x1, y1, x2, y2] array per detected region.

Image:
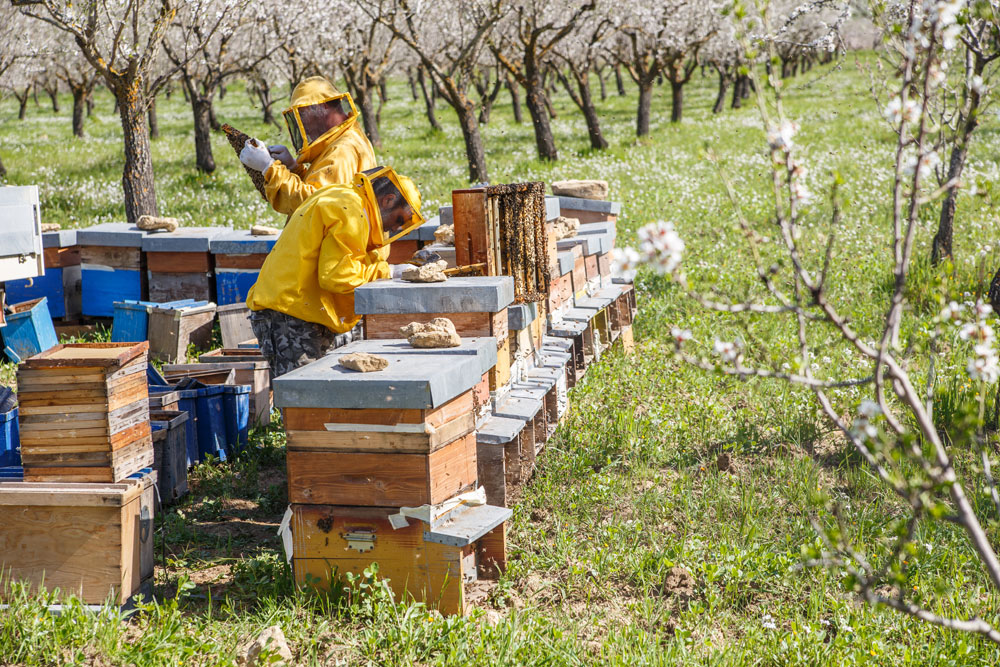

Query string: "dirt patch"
[[194, 518, 279, 544], [662, 566, 695, 602], [188, 564, 232, 587], [220, 498, 259, 512]]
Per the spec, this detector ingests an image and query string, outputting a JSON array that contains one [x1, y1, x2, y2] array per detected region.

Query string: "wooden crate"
[[151, 410, 190, 504], [163, 360, 270, 426], [148, 302, 217, 362], [286, 430, 477, 507], [80, 246, 146, 317], [16, 343, 152, 483], [147, 252, 214, 302], [387, 239, 420, 264], [291, 503, 508, 615], [571, 255, 587, 299], [217, 302, 255, 349], [0, 477, 153, 605]]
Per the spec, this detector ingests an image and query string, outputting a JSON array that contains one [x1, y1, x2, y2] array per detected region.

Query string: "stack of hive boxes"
[[4, 228, 82, 322], [17, 343, 153, 482], [142, 227, 225, 303], [209, 229, 281, 306], [0, 342, 156, 606], [273, 337, 510, 615], [77, 223, 150, 318]]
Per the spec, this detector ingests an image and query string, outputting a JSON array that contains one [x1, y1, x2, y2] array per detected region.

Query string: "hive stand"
[[142, 227, 226, 303], [354, 276, 515, 393], [4, 229, 81, 321], [273, 338, 510, 615], [77, 223, 151, 318], [209, 230, 280, 306]]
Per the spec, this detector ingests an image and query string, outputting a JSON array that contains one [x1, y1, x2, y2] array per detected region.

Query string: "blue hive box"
[[0, 297, 58, 363]]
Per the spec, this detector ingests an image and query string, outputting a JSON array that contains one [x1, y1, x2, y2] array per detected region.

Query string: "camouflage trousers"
[[249, 309, 361, 378]]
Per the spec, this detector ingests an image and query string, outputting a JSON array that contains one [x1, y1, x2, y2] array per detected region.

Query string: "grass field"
[[3, 53, 1000, 665]]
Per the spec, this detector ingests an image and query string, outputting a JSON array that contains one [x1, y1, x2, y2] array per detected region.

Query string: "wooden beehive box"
[[4, 229, 82, 321], [355, 277, 514, 392], [148, 301, 217, 362], [16, 342, 152, 483], [291, 503, 510, 615], [554, 195, 621, 224], [77, 223, 150, 318], [142, 228, 225, 303], [273, 339, 497, 507], [209, 230, 279, 306], [0, 474, 155, 605]]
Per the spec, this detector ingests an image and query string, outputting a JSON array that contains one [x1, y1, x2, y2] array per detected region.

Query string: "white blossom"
[[767, 121, 799, 153], [885, 96, 921, 125], [636, 221, 685, 275], [670, 327, 693, 344], [713, 339, 741, 363]]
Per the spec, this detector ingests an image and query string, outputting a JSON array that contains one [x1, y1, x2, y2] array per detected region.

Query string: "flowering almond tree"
[[617, 0, 1000, 643]]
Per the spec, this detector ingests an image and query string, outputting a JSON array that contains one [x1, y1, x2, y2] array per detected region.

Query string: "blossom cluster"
[[956, 301, 1000, 383], [766, 120, 812, 208], [611, 221, 685, 280], [851, 400, 881, 442]]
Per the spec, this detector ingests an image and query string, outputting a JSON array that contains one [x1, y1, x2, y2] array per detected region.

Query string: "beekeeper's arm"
[[316, 208, 389, 295], [264, 143, 362, 216]]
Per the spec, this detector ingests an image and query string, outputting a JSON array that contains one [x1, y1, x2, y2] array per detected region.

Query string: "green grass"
[[4, 53, 1000, 664]]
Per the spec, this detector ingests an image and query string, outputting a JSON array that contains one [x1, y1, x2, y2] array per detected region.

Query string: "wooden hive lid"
[[0, 481, 142, 507], [20, 342, 149, 371]]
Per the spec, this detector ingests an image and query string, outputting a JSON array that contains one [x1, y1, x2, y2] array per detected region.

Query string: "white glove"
[[390, 264, 409, 279], [268, 145, 297, 170], [239, 138, 275, 173]]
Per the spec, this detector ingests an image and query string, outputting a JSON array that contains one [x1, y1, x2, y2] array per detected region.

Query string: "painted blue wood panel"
[[82, 267, 142, 317], [215, 270, 259, 306], [5, 269, 66, 318], [1, 297, 58, 363]]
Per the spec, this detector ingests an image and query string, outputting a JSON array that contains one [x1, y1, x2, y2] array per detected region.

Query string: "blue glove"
[[268, 144, 297, 170], [239, 138, 274, 173]]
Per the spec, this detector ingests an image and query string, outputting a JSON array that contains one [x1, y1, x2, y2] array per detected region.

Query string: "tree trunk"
[[542, 89, 557, 119], [47, 89, 59, 113], [379, 77, 388, 102], [732, 75, 745, 109], [713, 69, 729, 114], [86, 92, 94, 117], [614, 65, 626, 96], [455, 102, 488, 183], [219, 84, 226, 99], [597, 69, 607, 101], [148, 95, 160, 140], [71, 87, 86, 138], [0, 154, 6, 179], [636, 80, 653, 136], [208, 102, 220, 131], [670, 80, 684, 123], [525, 85, 558, 161], [417, 66, 441, 131], [931, 55, 985, 266], [192, 96, 216, 173], [117, 85, 159, 223], [506, 74, 523, 124], [357, 86, 382, 149], [577, 80, 607, 150], [407, 68, 418, 100], [16, 90, 29, 120]]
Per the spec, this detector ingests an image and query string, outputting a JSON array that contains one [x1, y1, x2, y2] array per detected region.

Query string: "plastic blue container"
[[113, 299, 199, 342], [6, 269, 67, 318], [222, 384, 251, 451], [148, 385, 199, 467], [193, 385, 227, 462], [1, 297, 58, 363], [0, 407, 20, 468]]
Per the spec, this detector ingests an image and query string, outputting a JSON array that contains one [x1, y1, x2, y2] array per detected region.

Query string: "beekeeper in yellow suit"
[[239, 76, 377, 216], [245, 166, 423, 377]]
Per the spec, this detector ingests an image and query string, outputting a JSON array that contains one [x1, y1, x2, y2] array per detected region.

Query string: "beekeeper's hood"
[[354, 166, 424, 251], [283, 76, 359, 163]]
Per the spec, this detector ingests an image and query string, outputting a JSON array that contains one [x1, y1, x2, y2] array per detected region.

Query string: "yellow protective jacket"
[[246, 185, 389, 334], [263, 77, 377, 216]]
